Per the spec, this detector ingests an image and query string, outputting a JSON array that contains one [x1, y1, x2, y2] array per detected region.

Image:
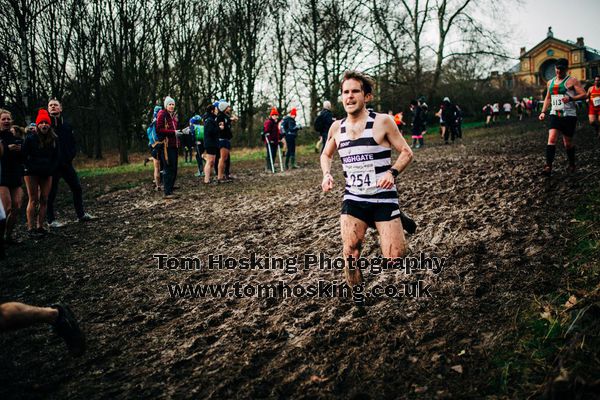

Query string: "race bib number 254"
[[345, 162, 377, 194]]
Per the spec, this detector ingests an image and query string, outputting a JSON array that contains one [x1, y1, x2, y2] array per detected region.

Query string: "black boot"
[[0, 219, 6, 259], [566, 147, 576, 172]]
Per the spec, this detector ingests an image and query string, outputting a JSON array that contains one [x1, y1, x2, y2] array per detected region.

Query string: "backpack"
[[194, 125, 204, 141], [146, 121, 158, 146], [314, 111, 325, 133]]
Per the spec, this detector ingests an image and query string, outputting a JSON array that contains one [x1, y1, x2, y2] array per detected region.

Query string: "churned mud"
[[1, 121, 599, 399]]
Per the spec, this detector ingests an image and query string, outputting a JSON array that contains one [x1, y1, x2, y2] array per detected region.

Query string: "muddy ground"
[[1, 120, 599, 399]]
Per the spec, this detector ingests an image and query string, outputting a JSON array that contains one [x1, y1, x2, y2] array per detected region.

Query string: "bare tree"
[[222, 0, 271, 145], [102, 0, 156, 164], [429, 0, 511, 100]]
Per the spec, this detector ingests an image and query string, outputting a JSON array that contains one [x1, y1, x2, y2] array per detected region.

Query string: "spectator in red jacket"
[[156, 96, 179, 199], [263, 107, 280, 172]]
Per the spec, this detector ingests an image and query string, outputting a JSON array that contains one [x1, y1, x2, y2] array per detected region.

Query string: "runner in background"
[[587, 75, 600, 139], [538, 58, 586, 175]]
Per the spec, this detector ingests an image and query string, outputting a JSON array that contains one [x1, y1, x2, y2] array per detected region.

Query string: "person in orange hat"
[[281, 107, 301, 169], [263, 107, 280, 172], [21, 109, 60, 237]]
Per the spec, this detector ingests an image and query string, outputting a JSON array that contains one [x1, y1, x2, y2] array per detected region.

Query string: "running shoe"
[[27, 229, 40, 239], [541, 164, 552, 177], [78, 213, 97, 222], [5, 235, 22, 245], [49, 220, 66, 228], [50, 303, 86, 357], [163, 194, 179, 199], [36, 227, 48, 236]]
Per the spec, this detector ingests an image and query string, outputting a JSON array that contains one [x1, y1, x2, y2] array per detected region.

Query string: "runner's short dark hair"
[[340, 71, 375, 96]]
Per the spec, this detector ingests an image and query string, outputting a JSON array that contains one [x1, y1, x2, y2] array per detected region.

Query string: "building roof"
[[507, 62, 520, 73], [585, 49, 600, 62], [521, 36, 579, 58]]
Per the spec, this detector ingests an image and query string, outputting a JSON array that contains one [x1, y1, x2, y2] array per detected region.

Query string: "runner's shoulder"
[[330, 119, 342, 132], [373, 112, 396, 128]]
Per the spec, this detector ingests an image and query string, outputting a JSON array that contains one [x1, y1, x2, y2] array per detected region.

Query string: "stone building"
[[493, 27, 600, 93]]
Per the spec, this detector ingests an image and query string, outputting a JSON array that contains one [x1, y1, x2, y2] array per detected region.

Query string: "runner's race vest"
[[549, 75, 577, 117], [337, 112, 398, 205], [590, 85, 600, 108]]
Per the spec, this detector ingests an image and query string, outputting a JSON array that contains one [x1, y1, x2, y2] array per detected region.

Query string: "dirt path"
[[1, 121, 599, 399]]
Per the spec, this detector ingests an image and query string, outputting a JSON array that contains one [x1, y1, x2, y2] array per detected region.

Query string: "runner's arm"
[[320, 121, 339, 192], [378, 116, 413, 190], [567, 78, 586, 101], [539, 83, 551, 120]]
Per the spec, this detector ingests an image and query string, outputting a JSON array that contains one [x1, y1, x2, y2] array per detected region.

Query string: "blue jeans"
[[320, 132, 328, 154], [285, 134, 296, 167]]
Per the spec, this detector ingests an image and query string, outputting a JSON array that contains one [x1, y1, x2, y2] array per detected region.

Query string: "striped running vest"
[[590, 85, 600, 108], [337, 112, 398, 205], [549, 75, 577, 117]]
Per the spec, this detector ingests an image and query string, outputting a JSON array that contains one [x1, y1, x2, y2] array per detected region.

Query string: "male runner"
[[539, 58, 586, 175], [320, 71, 414, 287], [587, 75, 600, 139]]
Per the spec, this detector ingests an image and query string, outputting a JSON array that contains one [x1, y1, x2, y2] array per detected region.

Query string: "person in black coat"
[[22, 109, 60, 236], [0, 110, 25, 244], [46, 99, 94, 227], [315, 100, 334, 154], [202, 104, 219, 184]]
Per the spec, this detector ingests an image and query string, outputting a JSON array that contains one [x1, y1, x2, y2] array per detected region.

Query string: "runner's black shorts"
[[341, 200, 400, 228], [205, 146, 218, 156], [150, 145, 160, 160], [548, 115, 577, 137], [218, 139, 231, 150]]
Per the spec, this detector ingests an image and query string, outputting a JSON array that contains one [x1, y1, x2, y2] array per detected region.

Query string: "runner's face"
[[555, 66, 566, 79], [167, 103, 175, 112], [595, 77, 600, 87], [0, 113, 11, 130], [341, 79, 368, 115], [48, 100, 62, 115]]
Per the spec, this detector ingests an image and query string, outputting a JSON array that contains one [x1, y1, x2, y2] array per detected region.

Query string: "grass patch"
[[489, 190, 600, 397], [77, 118, 536, 178]]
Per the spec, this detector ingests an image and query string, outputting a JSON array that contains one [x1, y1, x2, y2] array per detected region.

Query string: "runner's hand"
[[322, 173, 333, 192], [377, 172, 395, 190], [539, 112, 546, 121]]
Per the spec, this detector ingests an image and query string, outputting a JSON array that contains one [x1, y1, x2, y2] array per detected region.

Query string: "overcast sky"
[[505, 0, 600, 58]]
